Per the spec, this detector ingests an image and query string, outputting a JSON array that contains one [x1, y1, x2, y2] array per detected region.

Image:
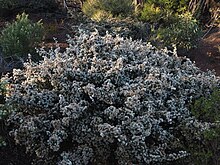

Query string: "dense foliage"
[[2, 30, 219, 164], [155, 12, 202, 51], [139, 0, 189, 22], [82, 0, 134, 20], [0, 13, 43, 58], [82, 0, 203, 53], [184, 88, 220, 164], [192, 88, 220, 122]]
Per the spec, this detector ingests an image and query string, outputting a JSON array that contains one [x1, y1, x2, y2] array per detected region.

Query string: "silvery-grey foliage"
[[3, 30, 219, 164], [70, 16, 150, 41]]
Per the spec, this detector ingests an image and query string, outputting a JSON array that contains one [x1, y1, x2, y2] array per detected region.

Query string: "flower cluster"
[[3, 30, 219, 164]]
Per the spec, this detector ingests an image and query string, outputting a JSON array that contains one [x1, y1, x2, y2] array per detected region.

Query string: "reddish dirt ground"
[[189, 26, 220, 76]]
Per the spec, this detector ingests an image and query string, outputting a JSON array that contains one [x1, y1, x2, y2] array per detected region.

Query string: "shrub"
[[0, 12, 44, 59], [146, 0, 189, 12], [175, 120, 220, 165], [139, 0, 189, 23], [90, 9, 113, 22], [155, 12, 202, 52], [195, 126, 220, 165], [191, 88, 220, 122], [139, 1, 201, 53], [3, 30, 220, 164], [140, 3, 164, 23], [181, 88, 220, 165], [82, 0, 134, 20]]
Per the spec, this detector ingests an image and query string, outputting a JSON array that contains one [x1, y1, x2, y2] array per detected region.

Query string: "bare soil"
[[188, 26, 220, 76]]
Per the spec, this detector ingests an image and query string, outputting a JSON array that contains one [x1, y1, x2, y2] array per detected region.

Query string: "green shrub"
[[155, 12, 202, 51], [91, 9, 113, 22], [0, 12, 44, 58], [100, 0, 133, 16], [139, 1, 200, 53], [140, 3, 164, 23], [182, 88, 220, 165], [181, 126, 220, 165], [82, 0, 134, 20], [139, 0, 189, 22], [146, 0, 189, 12], [191, 88, 220, 123]]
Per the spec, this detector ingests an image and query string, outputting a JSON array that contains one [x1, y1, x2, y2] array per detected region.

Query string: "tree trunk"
[[134, 0, 144, 12], [188, 0, 211, 18]]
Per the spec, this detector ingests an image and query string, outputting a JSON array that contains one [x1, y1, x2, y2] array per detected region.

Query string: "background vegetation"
[[0, 13, 43, 58]]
